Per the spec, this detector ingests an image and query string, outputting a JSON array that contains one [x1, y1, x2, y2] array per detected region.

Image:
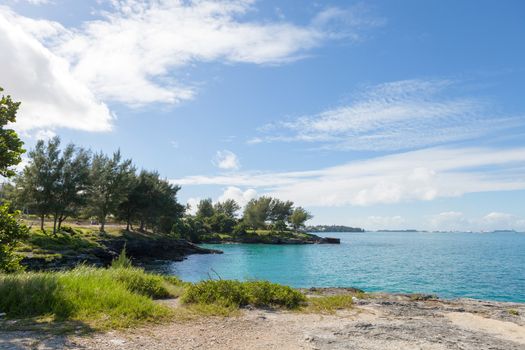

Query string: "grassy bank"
[[0, 266, 183, 330], [0, 265, 361, 333]]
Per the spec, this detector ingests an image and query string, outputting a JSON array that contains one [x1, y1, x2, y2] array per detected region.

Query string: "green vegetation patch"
[[0, 266, 181, 329], [508, 309, 520, 316], [181, 280, 306, 309], [22, 229, 100, 253], [303, 295, 355, 314]]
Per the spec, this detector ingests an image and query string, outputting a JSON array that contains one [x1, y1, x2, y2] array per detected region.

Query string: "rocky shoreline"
[[21, 234, 222, 271], [201, 232, 340, 245], [2, 290, 523, 349]]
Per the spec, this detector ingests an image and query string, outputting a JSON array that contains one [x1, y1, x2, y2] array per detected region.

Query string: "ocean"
[[151, 231, 525, 302]]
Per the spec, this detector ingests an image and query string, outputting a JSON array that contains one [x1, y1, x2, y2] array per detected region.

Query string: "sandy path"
[[446, 312, 525, 345], [1, 295, 524, 350]]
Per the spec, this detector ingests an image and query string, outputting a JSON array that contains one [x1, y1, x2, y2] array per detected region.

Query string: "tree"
[[269, 199, 294, 223], [214, 199, 240, 218], [117, 170, 184, 234], [0, 87, 25, 178], [15, 137, 61, 231], [196, 198, 214, 219], [288, 207, 313, 230], [0, 86, 28, 272], [86, 150, 135, 232], [15, 137, 90, 234], [51, 144, 91, 232], [243, 196, 272, 229]]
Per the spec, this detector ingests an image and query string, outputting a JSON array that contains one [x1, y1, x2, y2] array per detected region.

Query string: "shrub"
[[60, 225, 78, 235], [232, 222, 248, 237], [0, 204, 29, 272], [244, 281, 305, 309], [182, 279, 306, 309]]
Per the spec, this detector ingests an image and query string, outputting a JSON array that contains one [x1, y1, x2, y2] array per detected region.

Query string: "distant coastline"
[[306, 225, 365, 233]]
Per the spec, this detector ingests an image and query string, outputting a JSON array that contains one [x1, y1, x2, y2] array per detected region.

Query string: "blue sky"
[[1, 0, 524, 231]]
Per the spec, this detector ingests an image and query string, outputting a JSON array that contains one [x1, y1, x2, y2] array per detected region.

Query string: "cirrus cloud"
[[251, 79, 524, 151]]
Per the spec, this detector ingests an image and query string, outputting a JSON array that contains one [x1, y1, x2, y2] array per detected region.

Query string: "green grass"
[[302, 295, 355, 314], [508, 309, 520, 316], [181, 280, 306, 309], [0, 266, 182, 330]]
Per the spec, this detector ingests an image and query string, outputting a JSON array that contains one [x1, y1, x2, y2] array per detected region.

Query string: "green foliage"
[[232, 221, 248, 237], [0, 266, 181, 329], [214, 199, 240, 218], [182, 279, 306, 309], [59, 225, 78, 235], [243, 196, 272, 229], [118, 170, 183, 234], [86, 150, 135, 232], [0, 204, 29, 272], [289, 206, 313, 230], [26, 230, 100, 253], [196, 198, 214, 219], [0, 87, 25, 178], [208, 212, 236, 234], [303, 295, 354, 314], [111, 246, 132, 269], [268, 199, 294, 223], [15, 137, 60, 231]]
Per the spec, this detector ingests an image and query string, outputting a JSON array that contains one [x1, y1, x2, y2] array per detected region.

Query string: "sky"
[[1, 0, 524, 231]]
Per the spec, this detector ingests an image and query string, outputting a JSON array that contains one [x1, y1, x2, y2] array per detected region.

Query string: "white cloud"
[[0, 8, 113, 133], [481, 212, 516, 230], [427, 211, 525, 232], [33, 129, 56, 140], [218, 186, 257, 208], [52, 1, 373, 106], [173, 146, 525, 207], [185, 197, 200, 215], [429, 211, 467, 231], [0, 2, 376, 132], [363, 215, 406, 230], [213, 150, 240, 170], [254, 79, 523, 151], [23, 0, 51, 5]]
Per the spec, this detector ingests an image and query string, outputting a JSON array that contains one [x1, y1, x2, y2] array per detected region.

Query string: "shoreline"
[[2, 289, 524, 349]]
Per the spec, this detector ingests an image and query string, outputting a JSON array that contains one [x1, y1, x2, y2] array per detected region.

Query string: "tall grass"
[[182, 280, 306, 309], [0, 266, 182, 329]]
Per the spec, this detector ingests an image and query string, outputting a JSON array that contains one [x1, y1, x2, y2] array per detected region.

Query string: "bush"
[[182, 279, 305, 309], [244, 281, 305, 309], [232, 222, 248, 237], [0, 266, 182, 329], [60, 225, 78, 235], [0, 204, 29, 272]]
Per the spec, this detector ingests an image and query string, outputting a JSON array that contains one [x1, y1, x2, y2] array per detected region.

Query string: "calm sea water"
[[151, 231, 525, 302]]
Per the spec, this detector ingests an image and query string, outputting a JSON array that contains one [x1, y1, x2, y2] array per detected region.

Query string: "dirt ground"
[[1, 293, 524, 350]]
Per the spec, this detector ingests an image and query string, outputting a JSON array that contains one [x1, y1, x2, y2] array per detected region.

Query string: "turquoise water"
[[154, 232, 525, 302]]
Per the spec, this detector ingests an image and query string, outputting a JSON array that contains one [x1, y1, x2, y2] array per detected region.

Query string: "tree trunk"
[[52, 214, 58, 235], [126, 218, 130, 231], [100, 218, 105, 232], [58, 215, 66, 231], [139, 220, 145, 232], [40, 215, 45, 232]]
